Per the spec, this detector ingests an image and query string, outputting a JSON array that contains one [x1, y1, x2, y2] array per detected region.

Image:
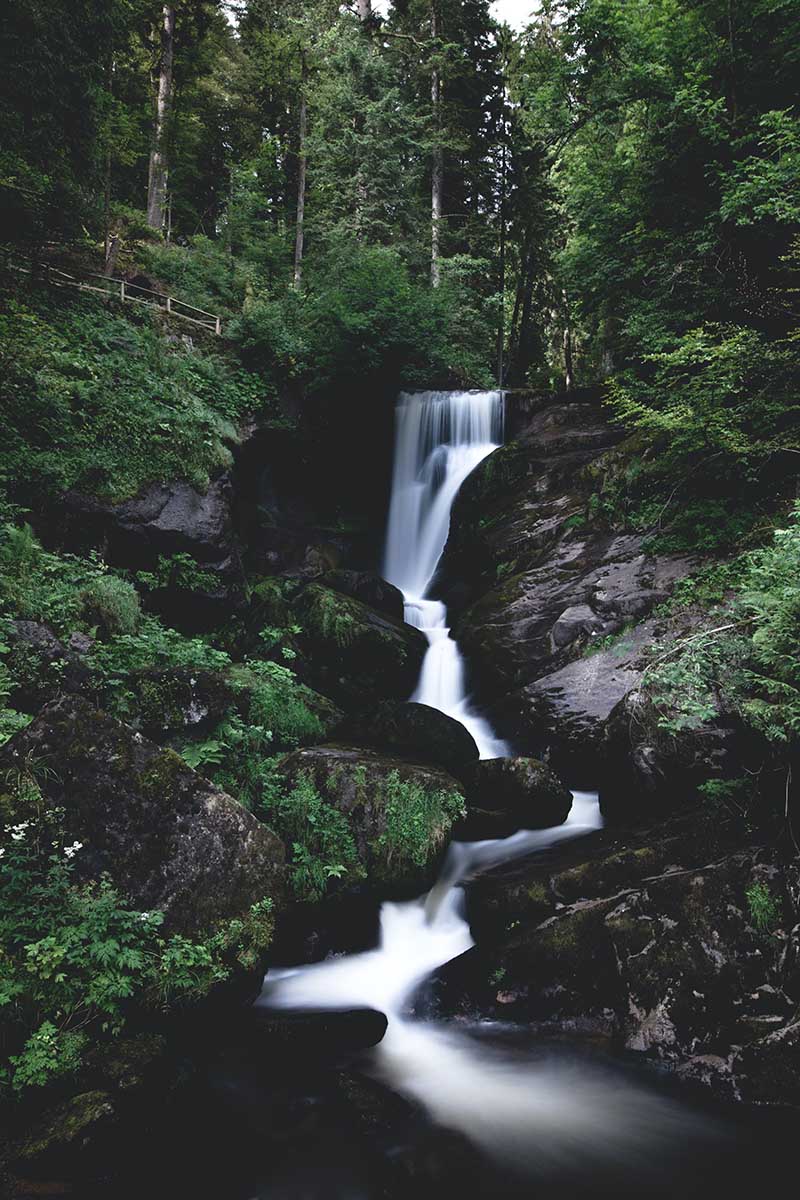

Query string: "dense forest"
[[1, 1, 799, 1196]]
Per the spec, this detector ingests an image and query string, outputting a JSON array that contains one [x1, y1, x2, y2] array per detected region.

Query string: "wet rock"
[[433, 399, 696, 778], [458, 756, 572, 839], [249, 1006, 388, 1061], [338, 701, 480, 778], [599, 688, 762, 820], [319, 570, 406, 621], [444, 841, 799, 1103], [272, 744, 465, 894], [733, 1019, 800, 1104], [0, 695, 286, 941], [292, 584, 427, 708], [489, 622, 656, 787]]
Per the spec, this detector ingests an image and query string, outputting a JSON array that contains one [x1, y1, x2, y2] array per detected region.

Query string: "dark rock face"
[[55, 477, 243, 630], [63, 476, 238, 567], [434, 400, 695, 790], [337, 701, 479, 778], [436, 813, 800, 1103], [599, 687, 758, 820], [0, 695, 285, 937], [319, 569, 406, 622], [273, 744, 465, 893], [458, 756, 572, 838]]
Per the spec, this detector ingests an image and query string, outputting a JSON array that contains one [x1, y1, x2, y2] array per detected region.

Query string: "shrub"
[[260, 770, 363, 902], [745, 882, 780, 934], [373, 771, 465, 873], [80, 574, 140, 638]]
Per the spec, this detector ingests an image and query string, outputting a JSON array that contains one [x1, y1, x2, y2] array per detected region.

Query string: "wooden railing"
[[2, 251, 222, 336]]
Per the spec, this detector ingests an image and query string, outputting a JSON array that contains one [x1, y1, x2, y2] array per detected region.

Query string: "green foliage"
[[0, 799, 274, 1095], [136, 554, 220, 596], [79, 574, 140, 638], [0, 293, 266, 507], [745, 882, 780, 934], [91, 618, 230, 682], [606, 325, 800, 495], [373, 771, 465, 874], [233, 241, 496, 392], [260, 770, 363, 902], [641, 503, 800, 745], [0, 523, 130, 637], [178, 660, 326, 810]]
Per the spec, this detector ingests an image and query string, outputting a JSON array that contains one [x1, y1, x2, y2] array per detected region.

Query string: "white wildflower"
[[63, 840, 84, 859]]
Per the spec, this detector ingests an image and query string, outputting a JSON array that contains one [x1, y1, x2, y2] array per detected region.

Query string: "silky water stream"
[[253, 392, 786, 1199]]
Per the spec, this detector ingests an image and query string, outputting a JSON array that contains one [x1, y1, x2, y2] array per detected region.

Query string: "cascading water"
[[383, 390, 509, 758], [258, 391, 721, 1189]]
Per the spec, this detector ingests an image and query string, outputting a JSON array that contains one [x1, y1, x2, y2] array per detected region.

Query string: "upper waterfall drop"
[[383, 390, 510, 759]]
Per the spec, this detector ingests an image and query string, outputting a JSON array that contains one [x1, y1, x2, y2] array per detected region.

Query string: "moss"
[[136, 676, 188, 730], [137, 747, 188, 805], [15, 1090, 115, 1162]]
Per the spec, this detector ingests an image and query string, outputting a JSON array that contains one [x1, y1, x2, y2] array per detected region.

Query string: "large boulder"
[[55, 477, 243, 630], [292, 584, 427, 708], [429, 400, 696, 777], [0, 696, 285, 939], [319, 570, 406, 622], [459, 756, 572, 839], [487, 622, 656, 787], [271, 744, 465, 894], [437, 828, 800, 1103], [337, 701, 479, 778]]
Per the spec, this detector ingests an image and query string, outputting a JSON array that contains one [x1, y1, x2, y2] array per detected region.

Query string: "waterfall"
[[257, 390, 709, 1181], [383, 390, 509, 759]]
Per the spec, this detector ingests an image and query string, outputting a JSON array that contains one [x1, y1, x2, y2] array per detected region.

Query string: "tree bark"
[[430, 1, 443, 288], [496, 127, 507, 385], [293, 54, 308, 290], [147, 5, 175, 233]]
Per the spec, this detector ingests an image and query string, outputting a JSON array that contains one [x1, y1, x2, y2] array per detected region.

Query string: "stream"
[[251, 392, 791, 1198]]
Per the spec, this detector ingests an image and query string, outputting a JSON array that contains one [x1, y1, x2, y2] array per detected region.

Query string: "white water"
[[259, 794, 707, 1173], [258, 391, 708, 1177], [383, 390, 509, 759]]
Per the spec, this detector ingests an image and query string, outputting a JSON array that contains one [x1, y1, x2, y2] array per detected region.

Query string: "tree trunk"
[[430, 2, 443, 288], [293, 55, 308, 290], [496, 130, 507, 386], [146, 5, 175, 233]]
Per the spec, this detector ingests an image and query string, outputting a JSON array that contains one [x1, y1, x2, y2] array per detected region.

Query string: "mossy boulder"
[[9, 1090, 116, 1178], [292, 585, 427, 708], [237, 580, 426, 709], [0, 696, 286, 940], [459, 756, 572, 838], [120, 667, 235, 740], [318, 569, 406, 622], [272, 744, 465, 894], [337, 701, 479, 778]]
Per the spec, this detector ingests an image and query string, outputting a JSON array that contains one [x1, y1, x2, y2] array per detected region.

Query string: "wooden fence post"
[[120, 280, 126, 303], [215, 316, 222, 336]]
